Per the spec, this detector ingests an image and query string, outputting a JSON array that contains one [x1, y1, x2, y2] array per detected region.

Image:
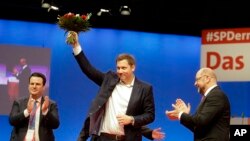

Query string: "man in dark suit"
[[15, 57, 31, 98], [9, 72, 60, 141], [166, 67, 231, 141], [77, 117, 165, 141], [67, 31, 155, 141]]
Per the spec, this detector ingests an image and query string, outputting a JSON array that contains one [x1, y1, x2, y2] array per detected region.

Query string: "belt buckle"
[[115, 135, 119, 140]]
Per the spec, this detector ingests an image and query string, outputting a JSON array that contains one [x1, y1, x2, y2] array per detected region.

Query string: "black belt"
[[101, 133, 125, 141]]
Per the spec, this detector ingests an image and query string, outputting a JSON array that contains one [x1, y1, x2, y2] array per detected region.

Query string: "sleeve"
[[141, 126, 153, 140], [77, 117, 90, 141], [133, 84, 155, 127], [180, 90, 227, 132], [41, 101, 60, 129], [9, 100, 28, 126]]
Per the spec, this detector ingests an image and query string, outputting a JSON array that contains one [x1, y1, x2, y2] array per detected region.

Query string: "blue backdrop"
[[0, 19, 249, 141]]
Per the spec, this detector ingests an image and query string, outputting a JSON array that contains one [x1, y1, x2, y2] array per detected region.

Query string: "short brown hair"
[[116, 53, 136, 66]]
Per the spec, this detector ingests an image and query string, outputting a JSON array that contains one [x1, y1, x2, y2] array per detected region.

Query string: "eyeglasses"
[[195, 75, 207, 81]]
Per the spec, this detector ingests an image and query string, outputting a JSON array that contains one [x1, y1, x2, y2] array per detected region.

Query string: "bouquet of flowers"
[[57, 12, 92, 44]]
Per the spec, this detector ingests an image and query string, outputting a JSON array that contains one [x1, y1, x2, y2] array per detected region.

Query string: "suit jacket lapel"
[[196, 86, 219, 112], [108, 78, 120, 93], [196, 96, 206, 112], [38, 96, 44, 122], [126, 78, 140, 115]]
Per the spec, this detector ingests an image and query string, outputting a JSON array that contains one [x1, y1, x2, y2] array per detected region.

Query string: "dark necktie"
[[201, 96, 205, 103]]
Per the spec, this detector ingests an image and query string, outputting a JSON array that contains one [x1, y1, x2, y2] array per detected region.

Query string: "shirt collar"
[[204, 85, 217, 97], [32, 96, 42, 103], [119, 77, 135, 88], [22, 64, 27, 69]]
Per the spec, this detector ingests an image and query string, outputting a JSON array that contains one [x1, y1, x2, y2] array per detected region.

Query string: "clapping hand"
[[165, 98, 191, 120], [175, 98, 191, 114], [27, 98, 35, 113], [42, 96, 50, 113], [12, 68, 18, 76]]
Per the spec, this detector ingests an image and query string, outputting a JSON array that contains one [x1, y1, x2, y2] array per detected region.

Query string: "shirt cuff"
[[73, 45, 82, 55], [131, 116, 135, 125], [24, 109, 30, 117], [42, 108, 49, 115], [178, 111, 184, 119]]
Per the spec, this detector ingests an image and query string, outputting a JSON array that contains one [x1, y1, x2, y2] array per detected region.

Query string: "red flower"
[[63, 12, 75, 18], [81, 15, 87, 20], [57, 12, 92, 33], [57, 12, 92, 44]]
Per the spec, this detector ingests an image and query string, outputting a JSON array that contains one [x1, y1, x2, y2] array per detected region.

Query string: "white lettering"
[[234, 129, 247, 136], [207, 31, 250, 42]]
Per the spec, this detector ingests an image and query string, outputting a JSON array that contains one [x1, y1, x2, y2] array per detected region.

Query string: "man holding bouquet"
[[66, 31, 155, 141]]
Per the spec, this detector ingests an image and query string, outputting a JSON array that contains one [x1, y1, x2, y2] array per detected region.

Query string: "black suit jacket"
[[16, 66, 31, 98], [75, 51, 155, 141], [9, 96, 60, 141], [180, 86, 230, 141]]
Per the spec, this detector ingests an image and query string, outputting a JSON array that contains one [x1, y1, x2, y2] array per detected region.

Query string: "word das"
[[206, 52, 244, 70]]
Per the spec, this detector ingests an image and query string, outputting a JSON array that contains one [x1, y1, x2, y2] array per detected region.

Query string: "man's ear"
[[132, 65, 135, 72]]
